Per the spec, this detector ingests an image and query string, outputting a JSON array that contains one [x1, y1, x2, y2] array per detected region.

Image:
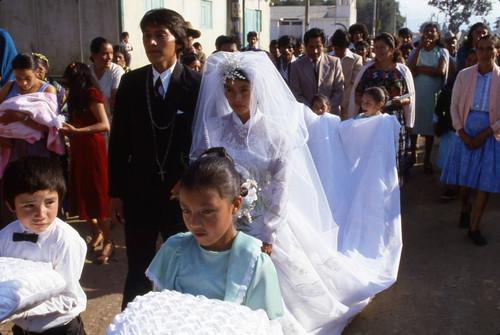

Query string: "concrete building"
[[0, 0, 271, 75], [270, 0, 356, 43], [0, 0, 119, 76]]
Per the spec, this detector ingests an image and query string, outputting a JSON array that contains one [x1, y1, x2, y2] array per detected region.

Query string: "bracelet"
[[87, 126, 91, 133]]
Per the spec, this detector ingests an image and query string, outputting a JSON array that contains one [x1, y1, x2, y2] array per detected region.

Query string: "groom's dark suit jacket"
[[109, 62, 201, 208]]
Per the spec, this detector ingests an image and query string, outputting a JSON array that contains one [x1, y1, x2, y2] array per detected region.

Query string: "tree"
[[357, 0, 405, 36], [356, 0, 373, 32], [428, 0, 496, 33]]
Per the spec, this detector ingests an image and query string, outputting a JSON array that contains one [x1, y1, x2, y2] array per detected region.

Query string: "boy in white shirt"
[[0, 156, 87, 334], [119, 32, 133, 67]]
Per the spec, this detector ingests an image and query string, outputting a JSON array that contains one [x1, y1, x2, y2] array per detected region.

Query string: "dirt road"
[[1, 144, 499, 334], [343, 161, 500, 334]]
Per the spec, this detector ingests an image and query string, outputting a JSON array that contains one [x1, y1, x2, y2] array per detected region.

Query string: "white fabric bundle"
[[0, 257, 65, 322], [107, 289, 274, 335]]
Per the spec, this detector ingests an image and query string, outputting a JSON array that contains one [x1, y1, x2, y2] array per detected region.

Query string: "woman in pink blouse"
[[440, 35, 500, 246]]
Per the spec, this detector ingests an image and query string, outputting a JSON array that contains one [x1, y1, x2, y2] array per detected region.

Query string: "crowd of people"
[[0, 7, 499, 335]]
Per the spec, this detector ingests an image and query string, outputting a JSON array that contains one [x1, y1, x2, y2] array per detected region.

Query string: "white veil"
[[191, 51, 312, 162], [191, 51, 340, 239]]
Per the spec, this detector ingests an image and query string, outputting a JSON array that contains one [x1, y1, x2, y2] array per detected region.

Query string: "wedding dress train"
[[191, 51, 402, 334]]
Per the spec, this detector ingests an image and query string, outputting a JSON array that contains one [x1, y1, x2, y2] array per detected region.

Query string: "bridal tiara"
[[218, 52, 247, 84]]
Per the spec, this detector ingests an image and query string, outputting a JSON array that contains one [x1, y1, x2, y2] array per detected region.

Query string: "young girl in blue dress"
[[146, 147, 284, 320]]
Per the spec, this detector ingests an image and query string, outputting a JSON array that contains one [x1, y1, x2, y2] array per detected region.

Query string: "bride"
[[191, 51, 402, 334]]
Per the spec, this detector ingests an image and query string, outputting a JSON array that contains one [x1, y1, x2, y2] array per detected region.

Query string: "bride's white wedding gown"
[[191, 51, 402, 334], [193, 109, 401, 335]]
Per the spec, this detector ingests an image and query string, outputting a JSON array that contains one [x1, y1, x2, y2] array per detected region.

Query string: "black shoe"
[[440, 188, 457, 201], [468, 229, 487, 246], [459, 204, 471, 229]]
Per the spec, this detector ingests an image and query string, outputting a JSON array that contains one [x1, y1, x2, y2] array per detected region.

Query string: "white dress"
[[191, 51, 402, 335]]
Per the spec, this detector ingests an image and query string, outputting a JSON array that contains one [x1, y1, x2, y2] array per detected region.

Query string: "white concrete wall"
[[0, 0, 119, 76], [244, 0, 271, 51], [270, 21, 280, 41], [317, 19, 338, 39], [122, 0, 229, 67], [167, 0, 228, 54], [120, 0, 147, 69], [271, 18, 353, 43], [0, 0, 270, 74], [259, 1, 271, 52], [348, 1, 357, 27], [270, 3, 355, 43], [336, 6, 351, 20]]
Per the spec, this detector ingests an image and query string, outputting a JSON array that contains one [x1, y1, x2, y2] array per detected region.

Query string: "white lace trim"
[[234, 245, 262, 305], [145, 269, 164, 291]]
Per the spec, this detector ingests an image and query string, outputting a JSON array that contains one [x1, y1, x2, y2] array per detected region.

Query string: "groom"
[[108, 8, 201, 309]]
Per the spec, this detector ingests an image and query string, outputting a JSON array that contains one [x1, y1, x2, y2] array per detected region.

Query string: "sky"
[[398, 0, 500, 33]]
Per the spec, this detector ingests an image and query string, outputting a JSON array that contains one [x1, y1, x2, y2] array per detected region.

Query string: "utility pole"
[[229, 0, 244, 44], [393, 1, 398, 34], [372, 0, 377, 36], [305, 0, 310, 33]]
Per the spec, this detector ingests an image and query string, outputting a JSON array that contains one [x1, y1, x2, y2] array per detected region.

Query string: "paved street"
[[1, 141, 499, 334]]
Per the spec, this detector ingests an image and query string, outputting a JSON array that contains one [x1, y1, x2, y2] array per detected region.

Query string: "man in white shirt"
[[276, 35, 296, 84], [329, 29, 363, 120], [242, 31, 260, 51], [119, 31, 133, 67], [89, 36, 125, 115]]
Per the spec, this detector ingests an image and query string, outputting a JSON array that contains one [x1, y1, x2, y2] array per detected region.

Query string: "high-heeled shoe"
[[87, 232, 103, 252], [95, 240, 115, 265]]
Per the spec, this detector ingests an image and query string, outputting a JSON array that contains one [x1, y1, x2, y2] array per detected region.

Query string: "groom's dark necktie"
[[154, 77, 164, 100]]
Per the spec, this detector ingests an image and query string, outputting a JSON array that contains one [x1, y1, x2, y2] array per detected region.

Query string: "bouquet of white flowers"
[[236, 178, 260, 231]]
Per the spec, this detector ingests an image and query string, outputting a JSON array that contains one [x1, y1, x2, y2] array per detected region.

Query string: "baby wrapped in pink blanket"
[[0, 92, 65, 177]]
